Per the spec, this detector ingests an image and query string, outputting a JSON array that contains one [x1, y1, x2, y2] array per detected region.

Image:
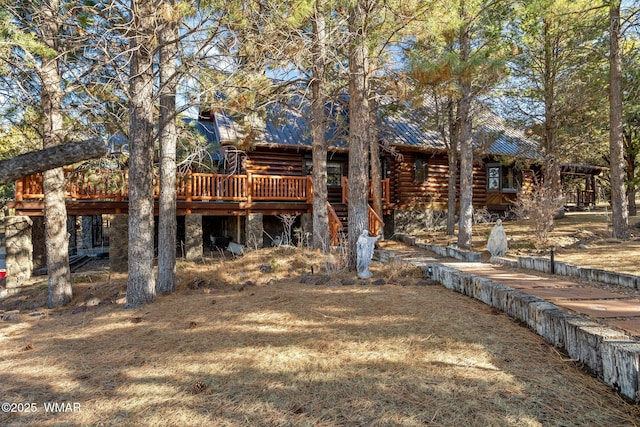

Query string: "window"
[[327, 163, 343, 186], [487, 163, 521, 192], [414, 159, 428, 183], [305, 161, 343, 186], [488, 166, 501, 191]]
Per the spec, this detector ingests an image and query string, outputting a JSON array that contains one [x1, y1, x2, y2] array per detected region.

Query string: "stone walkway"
[[386, 245, 640, 339]]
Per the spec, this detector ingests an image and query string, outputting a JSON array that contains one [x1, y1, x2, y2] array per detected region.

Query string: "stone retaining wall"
[[399, 235, 640, 290], [395, 234, 480, 262], [491, 255, 640, 290], [428, 263, 640, 403]]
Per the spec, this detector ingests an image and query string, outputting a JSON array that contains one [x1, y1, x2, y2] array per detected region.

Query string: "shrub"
[[512, 182, 564, 247]]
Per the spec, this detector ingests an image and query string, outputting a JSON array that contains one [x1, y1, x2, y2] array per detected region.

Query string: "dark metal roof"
[[474, 116, 540, 159], [207, 101, 541, 159], [380, 110, 446, 150]]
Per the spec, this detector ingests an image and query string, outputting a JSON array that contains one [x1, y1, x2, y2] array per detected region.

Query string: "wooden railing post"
[[306, 176, 313, 203], [115, 171, 123, 202], [367, 204, 384, 238], [342, 176, 348, 203], [382, 178, 390, 204], [247, 172, 253, 204], [327, 201, 344, 246], [15, 179, 23, 202], [186, 170, 193, 202]]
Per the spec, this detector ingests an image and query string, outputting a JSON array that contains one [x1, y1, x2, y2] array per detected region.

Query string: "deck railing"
[[250, 174, 312, 202], [563, 190, 596, 207], [15, 170, 316, 204], [16, 169, 386, 243], [341, 177, 391, 204], [182, 172, 247, 201]]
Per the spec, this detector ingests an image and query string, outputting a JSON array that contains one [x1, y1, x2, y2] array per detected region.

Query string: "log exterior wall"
[[244, 148, 305, 176], [389, 151, 488, 209]]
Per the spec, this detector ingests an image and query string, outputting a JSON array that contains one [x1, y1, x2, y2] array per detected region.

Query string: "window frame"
[[305, 160, 344, 187], [487, 163, 521, 193], [413, 158, 429, 183]]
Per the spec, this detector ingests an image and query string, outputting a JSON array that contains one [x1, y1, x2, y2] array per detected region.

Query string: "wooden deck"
[[10, 170, 391, 219]]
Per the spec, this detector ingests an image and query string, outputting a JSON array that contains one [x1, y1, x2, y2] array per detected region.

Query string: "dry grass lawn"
[[1, 240, 640, 426], [416, 208, 640, 276]]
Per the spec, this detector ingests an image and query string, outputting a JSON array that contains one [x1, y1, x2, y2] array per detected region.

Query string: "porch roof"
[[561, 163, 608, 176]]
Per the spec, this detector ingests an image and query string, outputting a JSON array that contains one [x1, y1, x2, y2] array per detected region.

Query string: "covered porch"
[[561, 163, 606, 210]]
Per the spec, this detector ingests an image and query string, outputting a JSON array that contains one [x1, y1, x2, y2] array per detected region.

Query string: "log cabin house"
[[6, 101, 600, 278]]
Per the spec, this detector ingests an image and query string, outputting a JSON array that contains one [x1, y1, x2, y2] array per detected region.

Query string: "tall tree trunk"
[[157, 0, 179, 293], [347, 0, 370, 269], [609, 0, 629, 238], [311, 0, 330, 252], [369, 98, 382, 223], [542, 19, 563, 217], [457, 0, 473, 250], [126, 0, 157, 308], [624, 131, 637, 216], [446, 97, 459, 236], [628, 189, 637, 217], [41, 1, 72, 308]]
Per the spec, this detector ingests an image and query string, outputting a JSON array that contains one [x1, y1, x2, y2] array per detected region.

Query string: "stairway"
[[331, 203, 348, 230]]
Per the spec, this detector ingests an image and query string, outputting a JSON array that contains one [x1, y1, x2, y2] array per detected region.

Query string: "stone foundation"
[[5, 216, 33, 288], [185, 214, 203, 260], [81, 216, 94, 251], [109, 214, 128, 273], [300, 213, 312, 246], [246, 213, 263, 250], [393, 207, 447, 235]]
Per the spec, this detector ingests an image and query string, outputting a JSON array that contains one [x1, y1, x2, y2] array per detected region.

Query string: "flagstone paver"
[[387, 248, 640, 337]]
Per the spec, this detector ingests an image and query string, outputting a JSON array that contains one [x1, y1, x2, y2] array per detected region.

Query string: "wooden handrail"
[[327, 202, 344, 246], [342, 176, 348, 203], [368, 205, 385, 237]]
